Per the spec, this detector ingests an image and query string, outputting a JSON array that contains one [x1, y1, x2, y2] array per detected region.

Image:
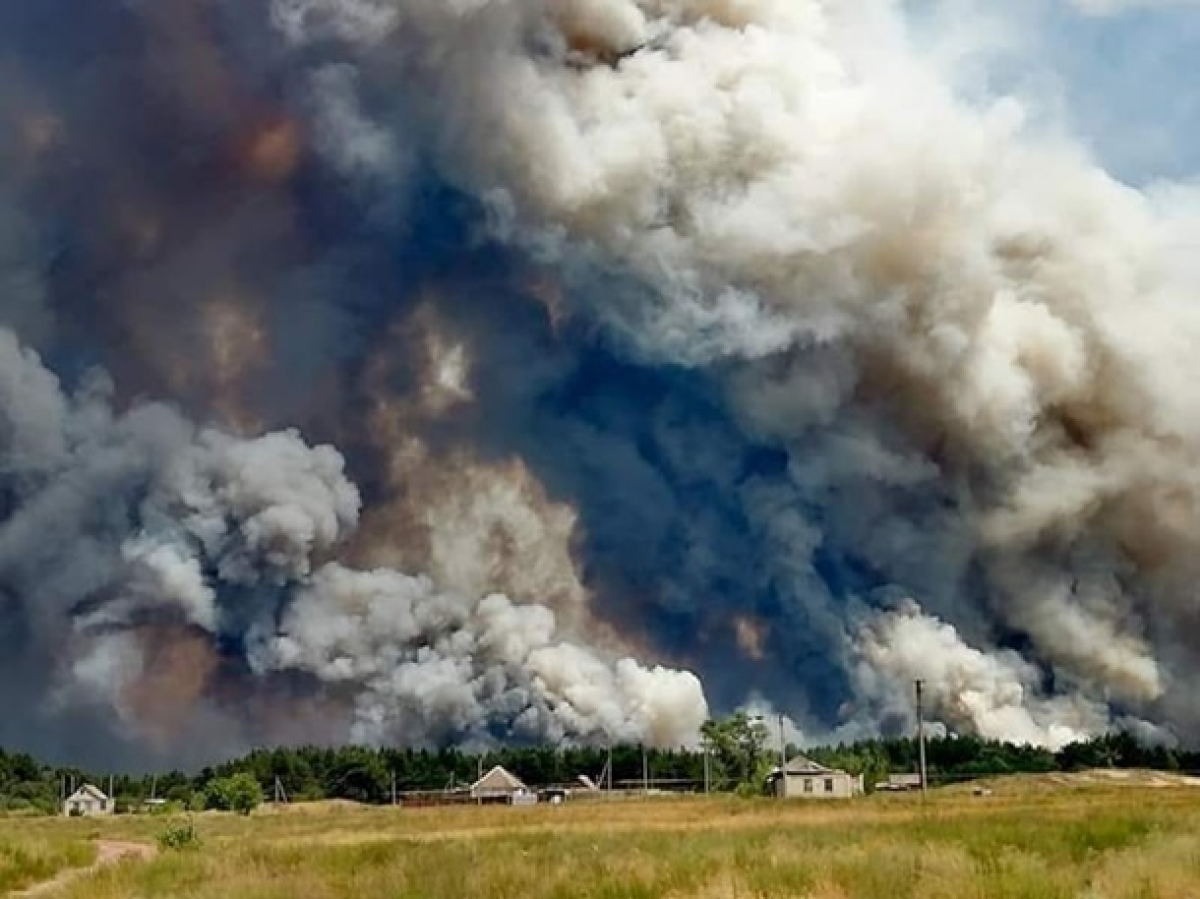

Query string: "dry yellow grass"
[[0, 831, 93, 895], [5, 775, 1200, 898]]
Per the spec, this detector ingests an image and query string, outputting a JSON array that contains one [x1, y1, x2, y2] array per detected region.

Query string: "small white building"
[[470, 765, 536, 805], [769, 755, 864, 799], [63, 783, 114, 817], [876, 772, 923, 792]]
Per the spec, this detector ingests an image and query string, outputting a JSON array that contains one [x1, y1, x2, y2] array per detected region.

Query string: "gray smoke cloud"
[[0, 329, 705, 762], [0, 0, 1198, 763], [279, 0, 1200, 748]]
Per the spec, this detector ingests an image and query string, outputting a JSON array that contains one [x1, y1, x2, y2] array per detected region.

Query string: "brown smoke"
[[120, 626, 220, 751]]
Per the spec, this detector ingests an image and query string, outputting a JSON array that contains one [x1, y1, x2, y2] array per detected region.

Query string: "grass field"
[[4, 774, 1200, 898], [0, 827, 94, 895]]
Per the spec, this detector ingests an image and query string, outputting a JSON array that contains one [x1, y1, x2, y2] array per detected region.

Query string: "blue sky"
[[1034, 1, 1200, 183], [908, 0, 1200, 185]]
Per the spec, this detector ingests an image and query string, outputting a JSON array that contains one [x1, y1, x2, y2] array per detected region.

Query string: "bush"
[[205, 773, 263, 815], [157, 818, 201, 852]]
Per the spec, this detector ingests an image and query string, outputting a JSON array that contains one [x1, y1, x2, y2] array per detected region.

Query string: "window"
[[824, 778, 834, 793], [803, 779, 812, 793]]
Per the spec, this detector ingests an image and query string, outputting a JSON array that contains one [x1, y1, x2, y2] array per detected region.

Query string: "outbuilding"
[[875, 772, 922, 792]]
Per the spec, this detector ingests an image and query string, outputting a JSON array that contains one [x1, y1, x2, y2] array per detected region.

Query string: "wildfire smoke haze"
[[0, 0, 1197, 766]]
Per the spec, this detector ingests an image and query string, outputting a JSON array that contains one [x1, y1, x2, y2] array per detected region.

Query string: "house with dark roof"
[[767, 755, 864, 799]]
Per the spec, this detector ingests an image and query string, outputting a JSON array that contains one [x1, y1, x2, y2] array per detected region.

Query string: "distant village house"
[[63, 783, 114, 817], [470, 765, 537, 805], [768, 755, 864, 799]]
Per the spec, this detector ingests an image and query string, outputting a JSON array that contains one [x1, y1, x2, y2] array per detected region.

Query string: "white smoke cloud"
[[122, 540, 219, 632], [255, 564, 705, 746], [0, 326, 706, 754], [4, 0, 1197, 761], [283, 0, 1200, 745], [56, 631, 148, 728], [156, 428, 362, 587], [272, 0, 401, 44], [854, 601, 1110, 749], [307, 65, 407, 188]]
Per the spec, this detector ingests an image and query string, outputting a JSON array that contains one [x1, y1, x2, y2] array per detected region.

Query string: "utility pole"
[[915, 679, 928, 797], [390, 771, 397, 807], [777, 714, 787, 773], [606, 744, 613, 793]]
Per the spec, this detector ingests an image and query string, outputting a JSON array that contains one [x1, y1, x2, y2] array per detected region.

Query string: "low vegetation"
[[2, 777, 1199, 898], [4, 725, 1200, 896], [156, 818, 201, 852], [0, 831, 94, 894]]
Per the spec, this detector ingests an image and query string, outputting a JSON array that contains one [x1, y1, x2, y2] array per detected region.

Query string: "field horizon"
[[4, 771, 1200, 898]]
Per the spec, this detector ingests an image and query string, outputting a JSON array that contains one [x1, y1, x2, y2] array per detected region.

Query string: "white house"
[[769, 755, 864, 799], [63, 783, 114, 817], [469, 765, 536, 805]]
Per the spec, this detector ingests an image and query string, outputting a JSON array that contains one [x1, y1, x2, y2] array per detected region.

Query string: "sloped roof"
[[67, 783, 109, 803], [470, 765, 528, 795], [783, 755, 841, 775]]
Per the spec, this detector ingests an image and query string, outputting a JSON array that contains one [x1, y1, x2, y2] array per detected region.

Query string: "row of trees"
[[0, 721, 1193, 815]]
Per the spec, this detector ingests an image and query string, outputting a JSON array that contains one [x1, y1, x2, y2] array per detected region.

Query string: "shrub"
[[158, 818, 201, 852], [205, 773, 264, 815], [734, 782, 766, 799]]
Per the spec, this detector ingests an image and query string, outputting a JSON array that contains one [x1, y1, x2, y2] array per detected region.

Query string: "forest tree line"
[[0, 717, 1193, 815]]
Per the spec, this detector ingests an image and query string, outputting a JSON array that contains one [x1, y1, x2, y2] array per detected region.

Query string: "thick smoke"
[[0, 330, 704, 761], [0, 0, 1198, 763], [282, 0, 1200, 747]]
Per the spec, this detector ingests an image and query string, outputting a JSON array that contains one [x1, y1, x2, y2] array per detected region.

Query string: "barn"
[[768, 755, 864, 799]]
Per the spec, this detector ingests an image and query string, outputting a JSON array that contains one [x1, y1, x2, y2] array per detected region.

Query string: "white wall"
[[778, 772, 861, 799]]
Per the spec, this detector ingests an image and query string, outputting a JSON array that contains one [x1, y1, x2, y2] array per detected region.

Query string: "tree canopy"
[[1, 723, 1195, 815]]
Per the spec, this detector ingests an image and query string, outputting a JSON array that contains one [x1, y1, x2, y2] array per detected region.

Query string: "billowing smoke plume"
[[0, 330, 704, 761], [1, 0, 1198, 763]]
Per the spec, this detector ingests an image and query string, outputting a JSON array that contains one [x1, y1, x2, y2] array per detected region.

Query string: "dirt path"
[[12, 841, 156, 897]]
